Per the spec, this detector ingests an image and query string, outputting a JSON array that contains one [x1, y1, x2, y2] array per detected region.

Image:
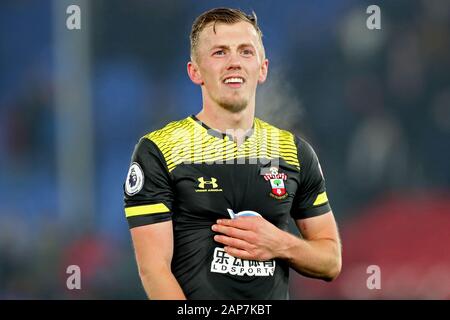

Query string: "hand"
[[211, 216, 286, 261]]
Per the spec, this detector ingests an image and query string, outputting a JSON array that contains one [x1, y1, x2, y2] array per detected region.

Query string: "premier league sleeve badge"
[[125, 162, 144, 196]]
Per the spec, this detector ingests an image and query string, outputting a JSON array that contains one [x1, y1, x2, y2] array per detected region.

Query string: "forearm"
[[276, 231, 341, 281], [139, 267, 186, 300]]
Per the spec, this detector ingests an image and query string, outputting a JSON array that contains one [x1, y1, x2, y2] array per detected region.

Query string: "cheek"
[[202, 72, 221, 93], [248, 63, 263, 80], [202, 66, 221, 84], [248, 71, 261, 87]]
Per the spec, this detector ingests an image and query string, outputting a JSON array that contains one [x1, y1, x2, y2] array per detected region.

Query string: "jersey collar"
[[189, 114, 256, 144]]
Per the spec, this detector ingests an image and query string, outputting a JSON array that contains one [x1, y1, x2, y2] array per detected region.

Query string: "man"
[[123, 7, 342, 300]]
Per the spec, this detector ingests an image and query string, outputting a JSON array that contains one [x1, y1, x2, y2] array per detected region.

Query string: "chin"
[[217, 97, 248, 113]]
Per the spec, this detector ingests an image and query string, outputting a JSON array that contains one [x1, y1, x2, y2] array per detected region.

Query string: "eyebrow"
[[209, 43, 256, 51]]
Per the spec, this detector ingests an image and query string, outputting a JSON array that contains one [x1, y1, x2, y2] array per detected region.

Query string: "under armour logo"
[[198, 177, 219, 189]]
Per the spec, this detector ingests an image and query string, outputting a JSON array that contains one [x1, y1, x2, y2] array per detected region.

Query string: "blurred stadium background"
[[0, 0, 449, 299]]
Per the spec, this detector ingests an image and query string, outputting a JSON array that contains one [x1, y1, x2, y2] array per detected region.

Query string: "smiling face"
[[188, 21, 268, 113]]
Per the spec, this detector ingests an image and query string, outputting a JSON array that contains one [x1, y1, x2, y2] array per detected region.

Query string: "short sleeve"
[[123, 137, 174, 228], [290, 136, 332, 219]]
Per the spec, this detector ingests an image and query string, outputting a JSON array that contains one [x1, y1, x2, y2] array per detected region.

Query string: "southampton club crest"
[[125, 162, 144, 196], [263, 167, 288, 200]]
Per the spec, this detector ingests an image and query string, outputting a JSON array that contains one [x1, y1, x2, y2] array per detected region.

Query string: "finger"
[[224, 246, 253, 260], [212, 224, 253, 241], [217, 216, 261, 230], [214, 235, 255, 251]]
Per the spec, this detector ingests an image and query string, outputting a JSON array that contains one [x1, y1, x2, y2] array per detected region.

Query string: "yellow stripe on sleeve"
[[125, 203, 170, 218], [313, 192, 328, 206]]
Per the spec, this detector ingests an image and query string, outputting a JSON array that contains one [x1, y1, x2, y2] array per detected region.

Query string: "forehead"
[[198, 21, 260, 49]]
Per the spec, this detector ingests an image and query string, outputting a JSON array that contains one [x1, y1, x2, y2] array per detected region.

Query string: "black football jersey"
[[124, 115, 331, 299]]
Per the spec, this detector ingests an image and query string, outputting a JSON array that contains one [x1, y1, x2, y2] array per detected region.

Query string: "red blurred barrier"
[[291, 191, 450, 299]]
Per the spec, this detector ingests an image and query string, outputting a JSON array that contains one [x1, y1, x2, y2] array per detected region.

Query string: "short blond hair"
[[190, 7, 265, 61]]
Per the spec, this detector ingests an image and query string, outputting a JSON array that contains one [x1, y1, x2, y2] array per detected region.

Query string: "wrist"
[[274, 230, 297, 261]]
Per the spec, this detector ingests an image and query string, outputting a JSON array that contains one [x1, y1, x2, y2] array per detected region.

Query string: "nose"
[[226, 51, 241, 70]]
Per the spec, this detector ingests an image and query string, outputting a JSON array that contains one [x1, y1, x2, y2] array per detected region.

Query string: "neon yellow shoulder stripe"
[[313, 192, 328, 206], [125, 203, 170, 218]]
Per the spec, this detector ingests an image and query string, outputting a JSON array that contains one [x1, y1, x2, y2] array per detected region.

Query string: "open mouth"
[[223, 76, 245, 88]]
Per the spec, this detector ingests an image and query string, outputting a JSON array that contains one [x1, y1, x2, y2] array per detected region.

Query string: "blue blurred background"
[[1, 0, 449, 299]]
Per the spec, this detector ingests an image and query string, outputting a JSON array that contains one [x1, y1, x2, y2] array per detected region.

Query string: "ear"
[[258, 59, 269, 84], [187, 61, 204, 85]]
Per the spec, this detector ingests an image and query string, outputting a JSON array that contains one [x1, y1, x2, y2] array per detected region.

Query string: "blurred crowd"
[[0, 0, 449, 299]]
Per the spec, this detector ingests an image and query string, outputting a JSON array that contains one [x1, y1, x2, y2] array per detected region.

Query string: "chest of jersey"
[[171, 160, 300, 228]]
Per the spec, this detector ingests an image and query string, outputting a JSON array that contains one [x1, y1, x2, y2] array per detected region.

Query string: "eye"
[[241, 48, 254, 56], [213, 50, 225, 56]]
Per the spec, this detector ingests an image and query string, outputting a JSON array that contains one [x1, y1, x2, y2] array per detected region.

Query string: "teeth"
[[224, 77, 243, 84]]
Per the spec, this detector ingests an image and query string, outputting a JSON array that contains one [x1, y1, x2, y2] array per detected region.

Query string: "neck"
[[196, 98, 255, 145]]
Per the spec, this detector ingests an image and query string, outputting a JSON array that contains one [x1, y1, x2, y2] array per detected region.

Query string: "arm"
[[130, 221, 186, 299], [212, 211, 341, 281], [124, 138, 184, 299], [281, 211, 341, 281], [284, 136, 341, 280]]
